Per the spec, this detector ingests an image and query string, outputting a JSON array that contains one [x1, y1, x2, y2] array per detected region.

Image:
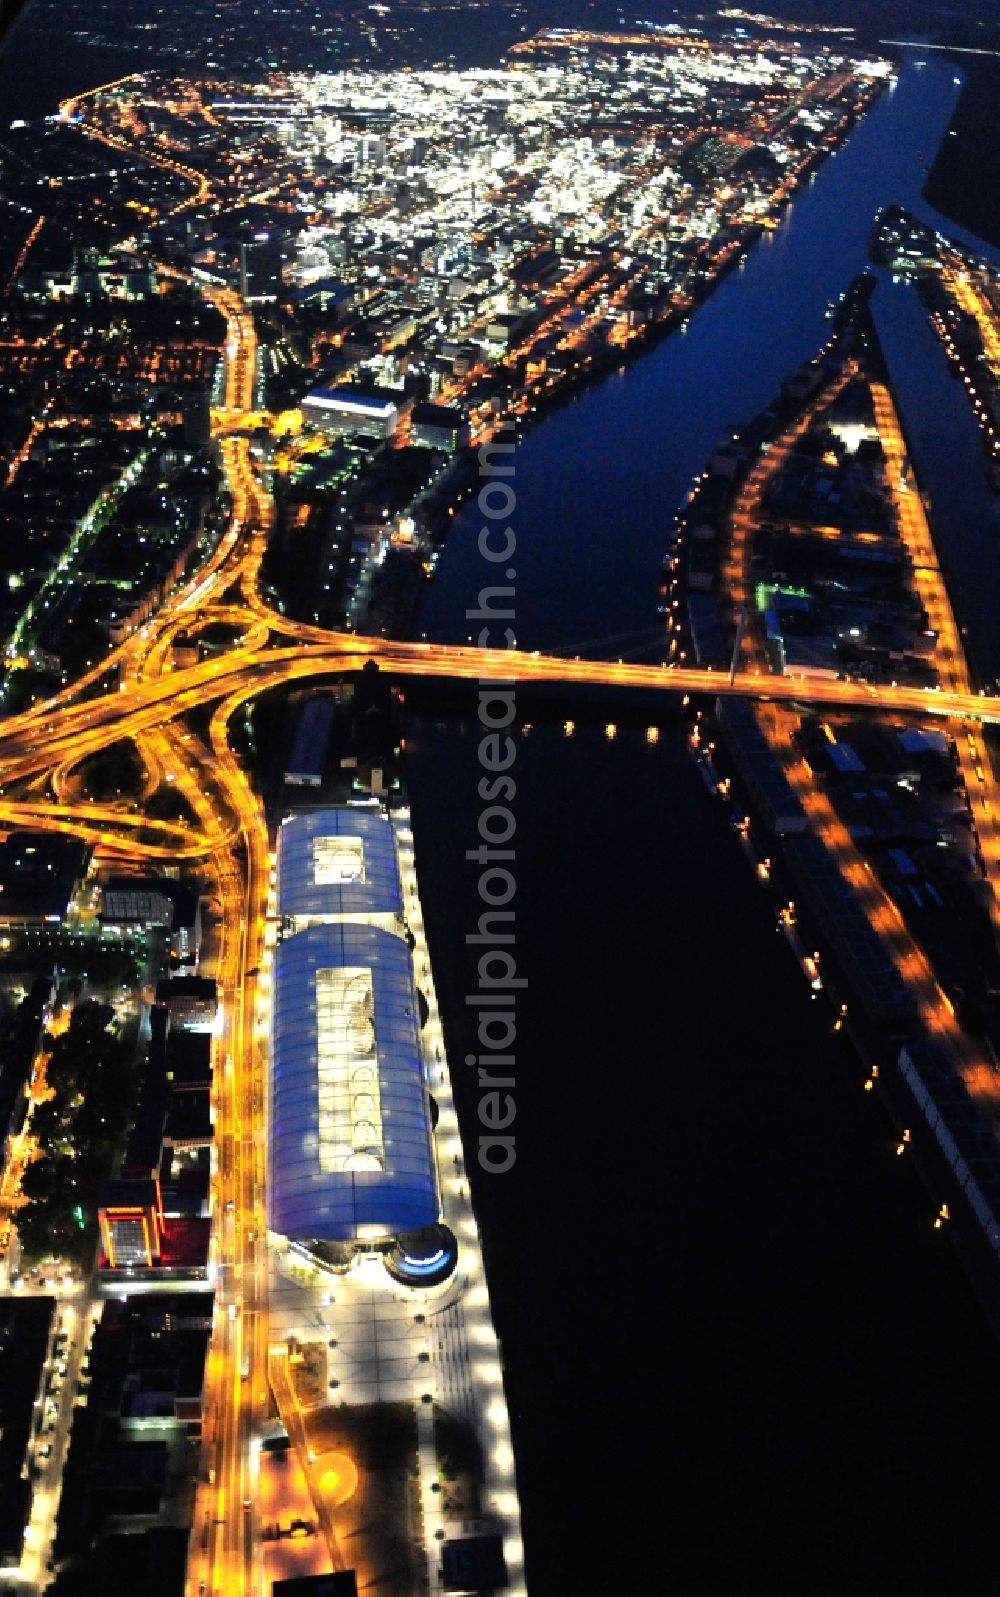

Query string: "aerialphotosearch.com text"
[[465, 428, 522, 1173]]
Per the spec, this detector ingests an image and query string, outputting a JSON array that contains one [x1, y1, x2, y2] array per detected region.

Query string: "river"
[[408, 54, 1000, 1594]]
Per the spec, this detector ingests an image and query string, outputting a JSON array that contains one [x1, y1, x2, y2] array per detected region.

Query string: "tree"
[[21, 1157, 58, 1203]]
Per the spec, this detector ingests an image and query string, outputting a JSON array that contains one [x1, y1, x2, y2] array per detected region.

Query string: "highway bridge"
[[2, 632, 998, 789]]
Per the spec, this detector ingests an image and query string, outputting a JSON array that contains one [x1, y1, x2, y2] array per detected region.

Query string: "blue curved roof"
[[268, 922, 437, 1241], [306, 386, 398, 414], [276, 808, 402, 923]]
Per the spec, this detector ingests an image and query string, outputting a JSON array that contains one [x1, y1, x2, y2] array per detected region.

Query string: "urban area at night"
[[2, 1, 1000, 1593]]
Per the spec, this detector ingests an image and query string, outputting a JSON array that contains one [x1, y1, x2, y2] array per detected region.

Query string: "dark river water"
[[407, 55, 1000, 1595]]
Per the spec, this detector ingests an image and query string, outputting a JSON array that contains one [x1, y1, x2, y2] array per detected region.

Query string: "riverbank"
[[407, 53, 1000, 1593], [694, 713, 1000, 1337], [679, 261, 1000, 1310], [362, 82, 885, 644]]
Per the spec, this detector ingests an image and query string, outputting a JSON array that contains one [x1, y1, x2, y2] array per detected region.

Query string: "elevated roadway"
[[2, 639, 1000, 787]]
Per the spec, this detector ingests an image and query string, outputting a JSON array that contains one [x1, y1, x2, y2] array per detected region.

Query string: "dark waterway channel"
[[407, 55, 1000, 1593]]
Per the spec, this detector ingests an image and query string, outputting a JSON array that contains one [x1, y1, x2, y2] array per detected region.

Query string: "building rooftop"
[[165, 1030, 213, 1089], [276, 807, 403, 924], [269, 922, 436, 1242], [154, 975, 217, 1005], [164, 1088, 213, 1146], [304, 386, 399, 416], [0, 1297, 53, 1561], [411, 400, 466, 428], [0, 831, 89, 922]]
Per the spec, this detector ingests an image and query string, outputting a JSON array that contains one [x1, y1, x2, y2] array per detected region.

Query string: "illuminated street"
[[717, 333, 1000, 1145]]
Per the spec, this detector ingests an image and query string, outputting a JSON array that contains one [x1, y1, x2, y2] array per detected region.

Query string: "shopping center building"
[[268, 808, 453, 1279]]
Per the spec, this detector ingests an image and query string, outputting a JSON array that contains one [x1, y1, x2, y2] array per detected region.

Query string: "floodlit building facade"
[[301, 386, 399, 439]]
